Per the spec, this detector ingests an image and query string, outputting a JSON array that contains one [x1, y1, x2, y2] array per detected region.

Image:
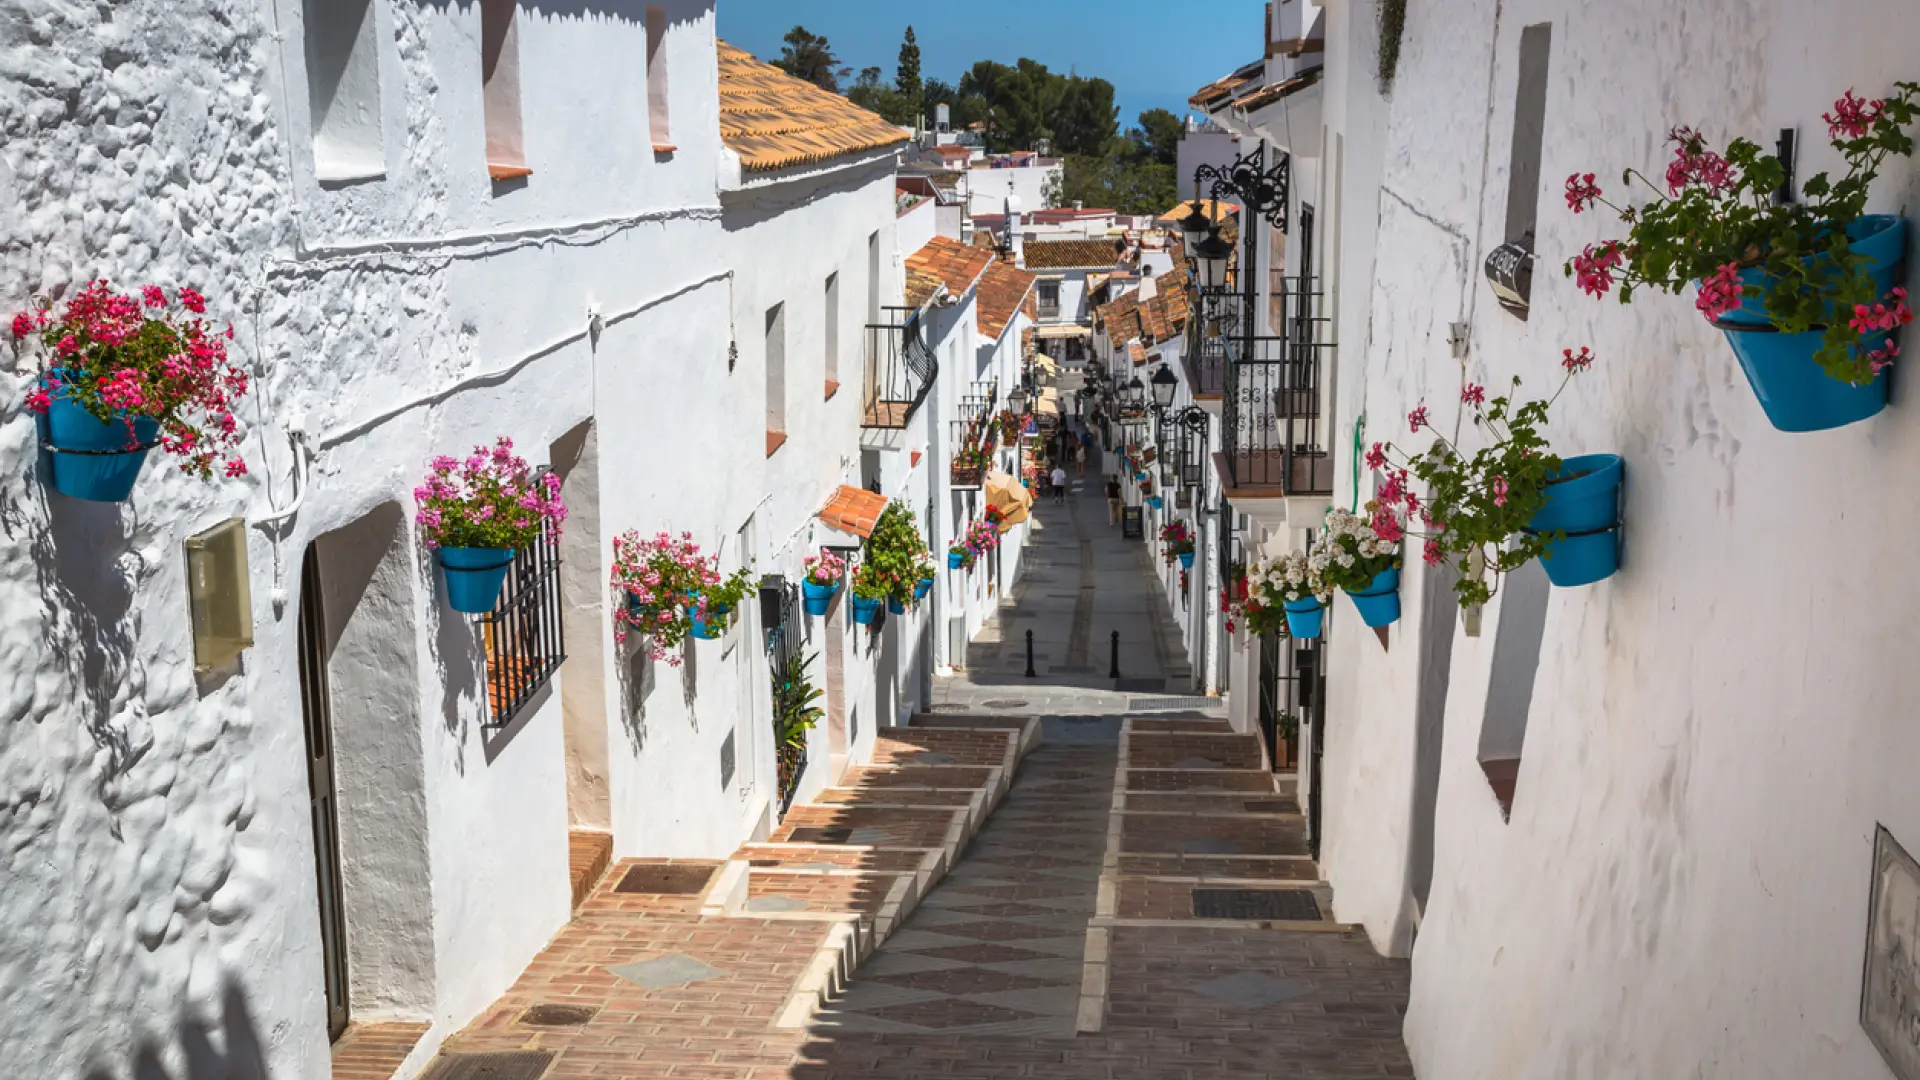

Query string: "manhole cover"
[[982, 700, 1030, 709], [420, 1050, 555, 1080], [518, 1003, 598, 1026], [615, 864, 715, 895], [788, 827, 855, 844], [1191, 888, 1321, 921]]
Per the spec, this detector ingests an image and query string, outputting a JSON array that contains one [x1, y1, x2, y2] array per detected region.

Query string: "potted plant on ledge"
[[416, 438, 566, 615], [1315, 507, 1404, 628], [1373, 349, 1622, 607], [16, 281, 250, 501], [1565, 83, 1919, 432], [802, 549, 846, 616]]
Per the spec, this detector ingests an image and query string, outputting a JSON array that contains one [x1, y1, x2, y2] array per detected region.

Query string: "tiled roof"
[[1236, 66, 1323, 113], [975, 260, 1037, 342], [1191, 60, 1265, 109], [818, 485, 889, 538], [905, 235, 996, 309], [1021, 239, 1124, 271], [1128, 340, 1148, 366], [1096, 290, 1142, 345], [717, 41, 910, 173], [1159, 199, 1241, 225]]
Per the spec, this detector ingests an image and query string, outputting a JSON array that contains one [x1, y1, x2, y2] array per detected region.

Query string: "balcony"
[[1180, 285, 1241, 401], [1216, 277, 1334, 502], [862, 306, 937, 431]]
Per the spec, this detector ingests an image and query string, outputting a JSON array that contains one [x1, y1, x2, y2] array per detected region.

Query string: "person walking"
[[1105, 474, 1123, 525], [1050, 464, 1069, 504], [1077, 429, 1092, 478]]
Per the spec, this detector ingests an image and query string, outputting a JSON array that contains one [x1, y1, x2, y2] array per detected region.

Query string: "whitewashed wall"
[[967, 163, 1062, 216], [1307, 0, 1920, 1076]]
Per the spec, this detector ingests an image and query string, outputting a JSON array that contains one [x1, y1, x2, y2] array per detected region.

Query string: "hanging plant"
[[1159, 520, 1196, 568], [802, 549, 846, 615], [415, 438, 566, 614], [1566, 84, 1920, 429], [611, 530, 717, 664], [1246, 549, 1331, 640], [1371, 349, 1622, 608], [866, 501, 928, 607], [1313, 507, 1403, 628], [15, 280, 250, 501], [689, 565, 755, 639]]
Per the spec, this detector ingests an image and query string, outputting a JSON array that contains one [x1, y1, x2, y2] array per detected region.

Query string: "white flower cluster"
[[1318, 506, 1391, 568], [1246, 549, 1331, 605]]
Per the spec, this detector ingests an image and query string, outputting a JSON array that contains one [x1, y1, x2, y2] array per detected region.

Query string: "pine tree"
[[895, 27, 923, 122]]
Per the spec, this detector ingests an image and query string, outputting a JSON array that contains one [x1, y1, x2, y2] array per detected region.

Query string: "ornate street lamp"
[[1179, 182, 1216, 252], [1123, 375, 1146, 412], [1149, 364, 1180, 413], [1192, 228, 1234, 291]]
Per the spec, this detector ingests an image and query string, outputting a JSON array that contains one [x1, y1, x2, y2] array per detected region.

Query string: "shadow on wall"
[[81, 980, 268, 1080], [30, 492, 144, 778]]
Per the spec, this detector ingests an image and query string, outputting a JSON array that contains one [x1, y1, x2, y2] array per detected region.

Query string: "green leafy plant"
[[1372, 351, 1593, 607], [1565, 84, 1920, 384], [772, 650, 824, 800], [695, 565, 756, 624], [865, 501, 928, 604], [852, 562, 893, 601]]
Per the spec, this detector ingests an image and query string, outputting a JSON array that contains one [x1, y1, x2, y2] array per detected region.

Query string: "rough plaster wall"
[[1314, 0, 1920, 1076], [554, 421, 610, 829]]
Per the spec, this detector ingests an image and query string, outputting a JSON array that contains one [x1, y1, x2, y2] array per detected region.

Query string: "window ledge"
[[488, 163, 534, 181], [652, 143, 677, 155], [823, 379, 841, 401], [765, 430, 788, 458]]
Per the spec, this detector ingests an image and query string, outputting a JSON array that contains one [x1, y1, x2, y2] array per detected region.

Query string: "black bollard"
[[1025, 629, 1036, 678], [1109, 630, 1121, 679]]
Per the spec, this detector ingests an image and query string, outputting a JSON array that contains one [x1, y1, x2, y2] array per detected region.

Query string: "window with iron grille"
[[476, 528, 566, 728]]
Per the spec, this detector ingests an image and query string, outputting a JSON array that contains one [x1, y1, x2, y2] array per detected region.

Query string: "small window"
[[766, 303, 787, 441], [481, 0, 528, 178], [1038, 280, 1061, 317], [645, 6, 673, 151], [824, 273, 841, 393], [304, 0, 386, 181], [477, 520, 566, 728]]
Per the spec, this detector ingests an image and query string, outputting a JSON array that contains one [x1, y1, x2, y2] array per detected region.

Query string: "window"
[[477, 521, 566, 728], [1038, 280, 1061, 318], [304, 0, 385, 181], [765, 303, 786, 449], [1476, 559, 1550, 820], [824, 273, 840, 396], [1503, 24, 1552, 248], [481, 0, 528, 179], [645, 6, 673, 151]]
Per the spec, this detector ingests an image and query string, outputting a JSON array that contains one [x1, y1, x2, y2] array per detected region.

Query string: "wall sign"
[[1863, 824, 1920, 1078]]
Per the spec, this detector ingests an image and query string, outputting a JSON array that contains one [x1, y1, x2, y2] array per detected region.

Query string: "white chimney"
[[1005, 192, 1024, 266], [1073, 200, 1083, 212]]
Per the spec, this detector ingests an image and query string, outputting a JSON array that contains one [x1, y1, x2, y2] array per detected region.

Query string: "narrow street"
[[411, 476, 1410, 1080]]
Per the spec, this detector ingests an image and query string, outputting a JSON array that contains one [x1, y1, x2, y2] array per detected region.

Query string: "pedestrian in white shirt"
[[1050, 465, 1068, 502]]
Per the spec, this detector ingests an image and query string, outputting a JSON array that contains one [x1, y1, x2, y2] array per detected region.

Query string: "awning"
[[984, 470, 1033, 531], [817, 484, 888, 542], [1033, 354, 1060, 374], [1033, 325, 1093, 339], [1035, 393, 1061, 416]]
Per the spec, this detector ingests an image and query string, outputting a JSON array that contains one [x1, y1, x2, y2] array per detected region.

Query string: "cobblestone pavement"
[[415, 467, 1410, 1080]]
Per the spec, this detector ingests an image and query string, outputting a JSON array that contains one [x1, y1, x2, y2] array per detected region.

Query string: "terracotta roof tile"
[[1191, 60, 1265, 109], [1021, 239, 1125, 271], [1158, 199, 1242, 225], [975, 260, 1037, 342], [905, 236, 996, 309], [718, 41, 910, 173], [818, 485, 890, 539], [1235, 66, 1323, 113]]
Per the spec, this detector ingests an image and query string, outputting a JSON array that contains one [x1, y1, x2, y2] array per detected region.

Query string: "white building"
[[965, 152, 1065, 217], [0, 6, 1030, 1078], [1193, 0, 1920, 1076], [1176, 113, 1245, 200]]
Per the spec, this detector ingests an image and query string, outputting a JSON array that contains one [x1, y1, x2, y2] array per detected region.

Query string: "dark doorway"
[[297, 548, 350, 1041]]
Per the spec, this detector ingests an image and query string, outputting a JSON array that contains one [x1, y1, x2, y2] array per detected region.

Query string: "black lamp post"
[[1178, 182, 1216, 251], [1149, 363, 1180, 413], [1007, 386, 1031, 485], [1192, 229, 1235, 292]]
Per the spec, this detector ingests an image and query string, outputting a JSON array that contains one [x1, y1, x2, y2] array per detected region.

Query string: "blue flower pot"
[[1282, 597, 1325, 640], [40, 374, 160, 502], [948, 550, 965, 569], [1716, 215, 1902, 432], [1147, 496, 1163, 510], [851, 596, 882, 626], [687, 600, 731, 640], [1344, 568, 1401, 628], [1177, 550, 1194, 570], [437, 547, 516, 614], [914, 578, 934, 599], [887, 596, 907, 615], [1527, 454, 1623, 588], [802, 578, 838, 616]]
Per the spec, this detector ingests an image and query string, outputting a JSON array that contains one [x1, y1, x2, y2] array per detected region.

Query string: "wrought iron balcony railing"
[[1182, 285, 1243, 398], [1219, 276, 1334, 496], [863, 306, 937, 429]]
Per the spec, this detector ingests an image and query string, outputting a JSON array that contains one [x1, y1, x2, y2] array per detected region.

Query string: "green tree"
[[776, 25, 847, 92], [1062, 153, 1177, 217], [1054, 77, 1119, 156], [1130, 108, 1184, 166], [895, 26, 923, 121]]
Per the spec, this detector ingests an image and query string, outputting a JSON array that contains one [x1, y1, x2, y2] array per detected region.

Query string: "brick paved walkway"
[[416, 476, 1410, 1079]]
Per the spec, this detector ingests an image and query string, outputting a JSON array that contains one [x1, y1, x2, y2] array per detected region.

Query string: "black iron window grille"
[[477, 527, 566, 729], [863, 306, 938, 429], [763, 577, 809, 813], [1220, 277, 1334, 495]]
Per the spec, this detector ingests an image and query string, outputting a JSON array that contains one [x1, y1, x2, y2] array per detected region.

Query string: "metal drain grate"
[[1128, 696, 1219, 711], [787, 827, 855, 844], [615, 864, 715, 895], [1192, 888, 1321, 921], [420, 1050, 555, 1080], [518, 1003, 598, 1027]]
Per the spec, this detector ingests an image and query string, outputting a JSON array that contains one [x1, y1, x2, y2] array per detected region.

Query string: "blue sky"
[[716, 0, 1260, 132]]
